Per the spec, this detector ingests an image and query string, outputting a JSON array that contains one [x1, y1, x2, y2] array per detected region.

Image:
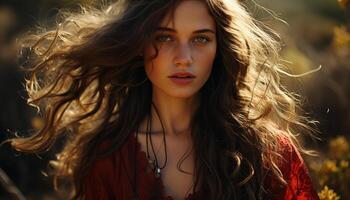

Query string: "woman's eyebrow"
[[155, 27, 216, 34]]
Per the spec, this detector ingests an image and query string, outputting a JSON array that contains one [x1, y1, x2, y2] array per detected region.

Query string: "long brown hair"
[[8, 0, 318, 199]]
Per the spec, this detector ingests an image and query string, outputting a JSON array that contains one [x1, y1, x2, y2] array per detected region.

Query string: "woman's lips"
[[168, 72, 196, 78], [169, 77, 195, 85]]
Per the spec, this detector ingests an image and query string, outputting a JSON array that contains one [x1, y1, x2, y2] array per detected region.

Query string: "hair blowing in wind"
[[8, 0, 318, 199]]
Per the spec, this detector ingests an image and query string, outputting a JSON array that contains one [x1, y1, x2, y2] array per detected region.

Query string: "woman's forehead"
[[159, 0, 216, 32]]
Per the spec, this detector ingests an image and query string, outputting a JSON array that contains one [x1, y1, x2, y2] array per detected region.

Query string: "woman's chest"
[[135, 132, 195, 200]]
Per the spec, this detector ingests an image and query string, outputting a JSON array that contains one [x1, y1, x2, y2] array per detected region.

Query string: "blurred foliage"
[[256, 0, 350, 199], [0, 0, 109, 33], [311, 2, 350, 199], [334, 25, 350, 44], [309, 136, 350, 199], [338, 0, 350, 8]]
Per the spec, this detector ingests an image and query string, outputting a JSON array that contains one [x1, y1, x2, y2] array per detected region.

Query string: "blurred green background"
[[0, 0, 349, 199]]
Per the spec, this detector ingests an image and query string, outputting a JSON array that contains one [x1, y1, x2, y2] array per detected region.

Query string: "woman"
[[9, 0, 320, 199]]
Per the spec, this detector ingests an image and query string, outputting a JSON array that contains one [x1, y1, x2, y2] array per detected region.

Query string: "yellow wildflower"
[[320, 160, 339, 174], [329, 136, 350, 159], [333, 26, 350, 50], [339, 160, 349, 169], [318, 186, 341, 200]]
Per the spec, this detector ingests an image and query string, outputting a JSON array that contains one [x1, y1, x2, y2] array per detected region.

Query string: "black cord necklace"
[[128, 102, 169, 199], [146, 102, 168, 178]]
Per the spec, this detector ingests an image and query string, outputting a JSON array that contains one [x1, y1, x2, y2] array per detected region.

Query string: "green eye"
[[155, 35, 172, 42], [194, 36, 210, 44], [154, 35, 211, 44]]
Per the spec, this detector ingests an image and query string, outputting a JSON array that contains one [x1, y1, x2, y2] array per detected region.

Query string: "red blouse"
[[84, 133, 320, 200]]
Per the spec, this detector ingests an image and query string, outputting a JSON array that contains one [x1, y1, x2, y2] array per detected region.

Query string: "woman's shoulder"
[[92, 133, 136, 166], [84, 133, 163, 199], [274, 135, 310, 178], [83, 134, 137, 199], [264, 134, 320, 200], [86, 138, 124, 177]]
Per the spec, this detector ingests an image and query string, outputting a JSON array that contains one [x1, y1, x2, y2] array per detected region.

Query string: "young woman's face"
[[143, 0, 217, 99]]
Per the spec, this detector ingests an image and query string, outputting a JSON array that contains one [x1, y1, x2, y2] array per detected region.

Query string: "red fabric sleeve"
[[83, 141, 127, 200], [280, 137, 320, 200], [82, 136, 159, 200], [84, 159, 113, 200]]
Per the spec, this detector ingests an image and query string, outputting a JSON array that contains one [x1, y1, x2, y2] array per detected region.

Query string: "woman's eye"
[[154, 35, 211, 44], [155, 35, 172, 42], [194, 36, 211, 44]]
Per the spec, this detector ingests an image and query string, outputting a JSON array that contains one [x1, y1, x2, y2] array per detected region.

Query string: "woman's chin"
[[153, 85, 200, 99], [166, 90, 199, 99]]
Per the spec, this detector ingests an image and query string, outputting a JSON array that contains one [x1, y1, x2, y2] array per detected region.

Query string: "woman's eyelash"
[[194, 36, 211, 43], [155, 35, 172, 42], [155, 35, 211, 43]]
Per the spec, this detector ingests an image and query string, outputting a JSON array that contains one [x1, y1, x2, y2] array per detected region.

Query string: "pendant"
[[155, 167, 161, 178]]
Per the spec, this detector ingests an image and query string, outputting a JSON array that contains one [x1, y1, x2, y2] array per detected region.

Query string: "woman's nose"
[[173, 44, 193, 67]]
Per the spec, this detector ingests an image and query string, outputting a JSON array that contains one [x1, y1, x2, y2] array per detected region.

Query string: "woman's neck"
[[139, 89, 199, 137]]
